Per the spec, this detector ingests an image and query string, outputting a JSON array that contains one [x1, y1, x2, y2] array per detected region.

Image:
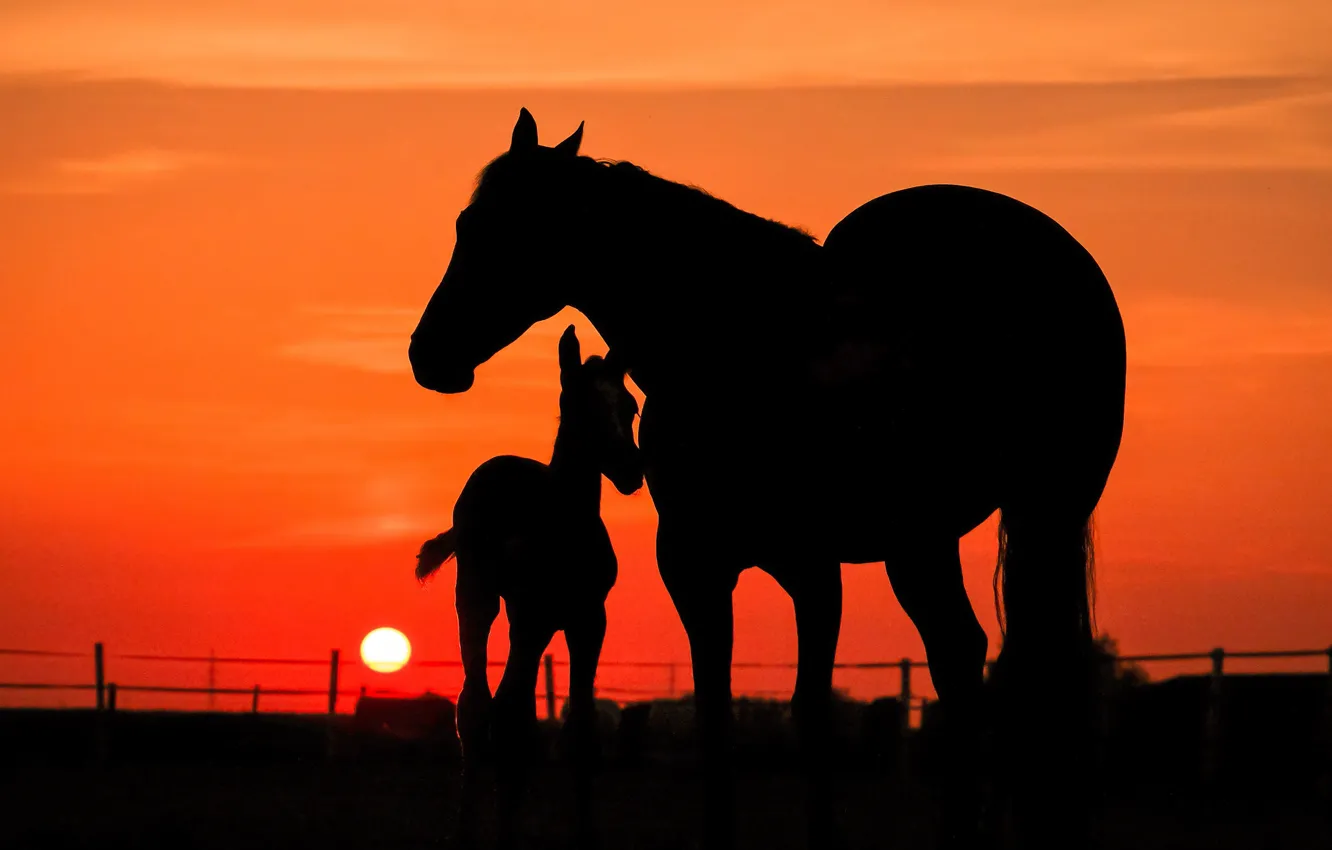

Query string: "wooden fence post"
[[325, 649, 341, 763], [898, 658, 913, 779], [544, 654, 557, 720], [668, 663, 677, 699], [102, 682, 117, 763], [327, 649, 340, 715], [899, 658, 912, 737], [94, 642, 105, 711], [251, 685, 260, 714], [1203, 647, 1225, 784], [1323, 645, 1332, 801]]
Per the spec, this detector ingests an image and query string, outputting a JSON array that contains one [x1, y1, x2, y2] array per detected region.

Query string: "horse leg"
[[885, 538, 988, 850], [565, 604, 608, 848], [492, 618, 556, 850], [455, 567, 499, 848], [992, 506, 1100, 850], [764, 561, 844, 849], [658, 522, 740, 850]]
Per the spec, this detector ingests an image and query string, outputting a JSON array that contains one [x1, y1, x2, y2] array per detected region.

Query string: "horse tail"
[[415, 528, 458, 582]]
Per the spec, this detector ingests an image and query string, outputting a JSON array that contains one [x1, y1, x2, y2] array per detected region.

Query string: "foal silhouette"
[[408, 110, 1127, 849], [415, 325, 642, 848]]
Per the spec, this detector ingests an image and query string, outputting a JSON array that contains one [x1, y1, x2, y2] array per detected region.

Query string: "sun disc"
[[360, 627, 411, 673]]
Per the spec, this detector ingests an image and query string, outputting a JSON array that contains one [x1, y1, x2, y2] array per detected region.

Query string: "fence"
[[4, 642, 1330, 723], [3, 642, 1331, 781]]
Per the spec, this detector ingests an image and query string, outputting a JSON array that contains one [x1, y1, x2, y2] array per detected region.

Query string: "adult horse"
[[408, 109, 1126, 849]]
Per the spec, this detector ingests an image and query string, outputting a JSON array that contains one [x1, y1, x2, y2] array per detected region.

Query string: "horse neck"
[[571, 166, 821, 396], [548, 418, 603, 513]]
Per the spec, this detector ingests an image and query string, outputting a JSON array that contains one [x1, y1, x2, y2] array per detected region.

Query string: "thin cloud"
[[91, 399, 536, 477], [2, 148, 221, 194], [1125, 293, 1332, 367], [922, 83, 1332, 172], [1, 2, 1329, 89], [225, 512, 441, 548], [280, 338, 409, 374], [278, 305, 418, 374], [278, 304, 582, 381]]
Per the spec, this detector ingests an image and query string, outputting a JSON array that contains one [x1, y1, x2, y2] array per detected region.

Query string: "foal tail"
[[415, 528, 458, 582]]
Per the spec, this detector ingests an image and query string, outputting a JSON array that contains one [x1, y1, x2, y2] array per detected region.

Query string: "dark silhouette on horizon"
[[408, 108, 1127, 849], [415, 325, 642, 848]]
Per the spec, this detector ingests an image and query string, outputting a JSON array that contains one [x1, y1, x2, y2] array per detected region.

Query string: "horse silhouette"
[[408, 109, 1126, 849], [415, 325, 642, 848]]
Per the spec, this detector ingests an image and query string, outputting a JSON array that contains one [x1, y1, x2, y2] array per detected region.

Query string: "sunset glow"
[[1, 2, 1329, 712]]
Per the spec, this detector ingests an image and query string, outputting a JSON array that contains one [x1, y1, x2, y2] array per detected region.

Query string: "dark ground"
[[2, 700, 1329, 850], [3, 759, 1328, 850]]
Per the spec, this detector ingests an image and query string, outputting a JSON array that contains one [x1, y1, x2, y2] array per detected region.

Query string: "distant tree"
[[1092, 633, 1149, 689]]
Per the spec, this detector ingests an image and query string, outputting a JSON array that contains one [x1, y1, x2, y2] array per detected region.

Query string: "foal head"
[[556, 325, 643, 496]]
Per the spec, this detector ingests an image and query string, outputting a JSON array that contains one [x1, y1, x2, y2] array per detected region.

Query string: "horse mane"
[[590, 159, 818, 245], [471, 152, 818, 248]]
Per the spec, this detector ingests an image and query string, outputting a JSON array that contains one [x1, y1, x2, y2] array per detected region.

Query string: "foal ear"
[[553, 121, 584, 157], [558, 324, 582, 372], [510, 108, 539, 152]]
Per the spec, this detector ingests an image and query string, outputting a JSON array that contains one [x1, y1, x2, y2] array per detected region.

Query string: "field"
[[1, 706, 1328, 849], [6, 759, 1329, 849]]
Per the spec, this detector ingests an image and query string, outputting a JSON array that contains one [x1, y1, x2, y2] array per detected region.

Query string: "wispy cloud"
[[2, 148, 221, 194], [1, 2, 1329, 89], [923, 84, 1332, 172], [280, 339, 410, 374], [1125, 293, 1332, 368], [222, 467, 446, 548], [278, 304, 587, 383], [278, 305, 418, 374], [224, 512, 441, 548]]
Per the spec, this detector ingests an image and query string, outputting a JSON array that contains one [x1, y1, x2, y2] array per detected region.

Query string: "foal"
[[415, 325, 642, 847]]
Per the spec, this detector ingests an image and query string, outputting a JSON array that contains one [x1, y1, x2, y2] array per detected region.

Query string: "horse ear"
[[603, 347, 626, 375], [510, 108, 538, 152], [558, 324, 581, 372], [553, 121, 584, 156]]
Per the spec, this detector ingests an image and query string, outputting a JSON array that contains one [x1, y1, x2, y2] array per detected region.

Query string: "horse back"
[[640, 184, 1125, 558]]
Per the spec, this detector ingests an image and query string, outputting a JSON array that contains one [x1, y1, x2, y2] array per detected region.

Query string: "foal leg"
[[455, 571, 500, 847], [492, 618, 557, 850], [565, 604, 609, 848], [885, 538, 988, 850], [765, 561, 844, 849], [658, 522, 741, 850]]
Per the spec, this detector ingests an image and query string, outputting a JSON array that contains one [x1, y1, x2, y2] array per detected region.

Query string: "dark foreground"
[[4, 759, 1328, 850]]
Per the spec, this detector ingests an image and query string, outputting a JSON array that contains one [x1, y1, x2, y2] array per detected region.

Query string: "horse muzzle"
[[408, 344, 476, 394]]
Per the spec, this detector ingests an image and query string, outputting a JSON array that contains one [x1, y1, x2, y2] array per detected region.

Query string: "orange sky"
[[2, 3, 1331, 710]]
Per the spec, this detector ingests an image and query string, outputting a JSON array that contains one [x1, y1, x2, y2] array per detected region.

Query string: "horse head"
[[409, 108, 593, 394]]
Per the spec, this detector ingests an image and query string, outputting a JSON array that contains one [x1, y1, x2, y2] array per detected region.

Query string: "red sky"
[[2, 2, 1331, 711]]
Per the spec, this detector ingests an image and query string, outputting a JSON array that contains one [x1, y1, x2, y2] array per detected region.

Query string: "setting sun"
[[360, 627, 412, 673]]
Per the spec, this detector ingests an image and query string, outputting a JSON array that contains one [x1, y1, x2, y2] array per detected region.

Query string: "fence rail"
[[4, 643, 1329, 716], [4, 641, 1331, 779]]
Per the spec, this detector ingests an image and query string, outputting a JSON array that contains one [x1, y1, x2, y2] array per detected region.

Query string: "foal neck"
[[548, 413, 603, 512]]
